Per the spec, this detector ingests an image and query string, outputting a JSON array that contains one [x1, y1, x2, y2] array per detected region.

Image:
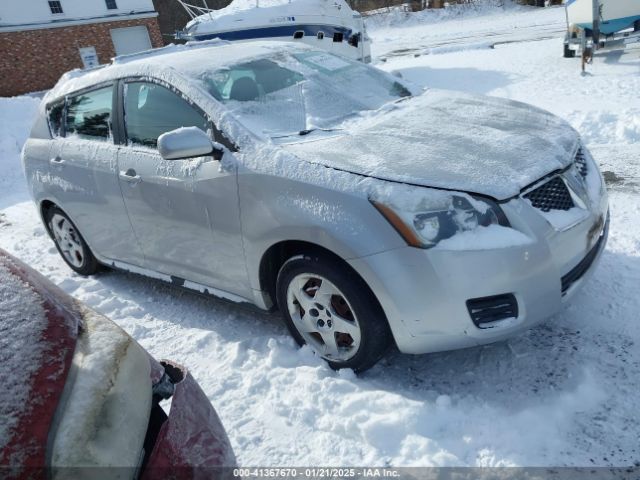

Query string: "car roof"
[[113, 39, 296, 73], [44, 40, 308, 103]]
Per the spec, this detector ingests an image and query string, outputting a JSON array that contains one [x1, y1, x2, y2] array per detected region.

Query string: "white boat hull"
[[180, 0, 372, 62]]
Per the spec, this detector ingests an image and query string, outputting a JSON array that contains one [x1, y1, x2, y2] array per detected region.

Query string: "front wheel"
[[276, 254, 391, 372], [45, 206, 100, 275]]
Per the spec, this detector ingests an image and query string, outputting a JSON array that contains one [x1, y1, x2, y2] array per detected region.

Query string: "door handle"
[[119, 168, 142, 185], [50, 156, 66, 166]]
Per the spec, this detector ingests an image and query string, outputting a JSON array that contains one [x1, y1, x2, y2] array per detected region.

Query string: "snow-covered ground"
[[368, 3, 568, 60], [2, 4, 640, 467]]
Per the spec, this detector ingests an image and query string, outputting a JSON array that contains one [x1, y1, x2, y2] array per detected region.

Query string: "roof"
[[45, 39, 308, 102]]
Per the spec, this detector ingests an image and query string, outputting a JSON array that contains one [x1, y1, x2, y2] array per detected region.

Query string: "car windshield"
[[195, 51, 412, 138]]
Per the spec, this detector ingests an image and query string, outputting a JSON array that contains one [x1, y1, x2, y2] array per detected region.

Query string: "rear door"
[[115, 79, 248, 296], [48, 84, 143, 264]]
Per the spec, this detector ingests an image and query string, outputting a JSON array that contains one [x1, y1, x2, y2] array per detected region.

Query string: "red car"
[[0, 249, 236, 479]]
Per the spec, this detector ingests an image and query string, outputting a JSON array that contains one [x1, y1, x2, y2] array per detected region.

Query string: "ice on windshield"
[[195, 51, 411, 137]]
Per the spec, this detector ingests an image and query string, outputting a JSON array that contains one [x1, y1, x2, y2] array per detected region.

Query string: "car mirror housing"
[[157, 127, 223, 161]]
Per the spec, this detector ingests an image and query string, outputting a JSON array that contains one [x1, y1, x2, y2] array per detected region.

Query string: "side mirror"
[[157, 127, 223, 161]]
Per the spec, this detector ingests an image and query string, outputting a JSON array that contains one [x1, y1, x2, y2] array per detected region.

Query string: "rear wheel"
[[276, 254, 391, 372], [45, 206, 99, 275]]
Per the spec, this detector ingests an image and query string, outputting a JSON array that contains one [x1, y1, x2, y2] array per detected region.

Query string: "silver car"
[[23, 41, 609, 372]]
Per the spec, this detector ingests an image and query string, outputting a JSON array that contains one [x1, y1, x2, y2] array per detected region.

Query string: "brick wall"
[[0, 17, 163, 97]]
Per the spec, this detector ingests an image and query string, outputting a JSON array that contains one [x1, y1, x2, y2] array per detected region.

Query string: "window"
[[317, 31, 324, 40], [48, 1, 63, 14], [124, 82, 209, 148], [195, 52, 411, 138], [199, 59, 303, 102], [47, 101, 64, 137], [66, 87, 113, 140], [105, 0, 118, 9], [333, 32, 343, 43], [293, 31, 304, 39]]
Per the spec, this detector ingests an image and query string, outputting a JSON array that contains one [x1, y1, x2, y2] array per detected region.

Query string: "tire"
[[276, 253, 391, 372], [45, 206, 100, 275], [563, 43, 575, 58]]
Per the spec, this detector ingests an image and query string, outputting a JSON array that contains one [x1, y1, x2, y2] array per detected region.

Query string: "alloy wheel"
[[286, 273, 362, 361], [49, 213, 84, 268]]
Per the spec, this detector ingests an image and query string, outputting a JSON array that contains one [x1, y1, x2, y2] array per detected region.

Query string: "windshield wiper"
[[271, 128, 344, 140]]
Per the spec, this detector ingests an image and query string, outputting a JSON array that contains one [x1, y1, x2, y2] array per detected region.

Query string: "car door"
[[116, 79, 249, 297], [47, 84, 144, 265]]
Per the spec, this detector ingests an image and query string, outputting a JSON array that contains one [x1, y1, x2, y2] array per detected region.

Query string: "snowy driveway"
[[1, 5, 639, 467]]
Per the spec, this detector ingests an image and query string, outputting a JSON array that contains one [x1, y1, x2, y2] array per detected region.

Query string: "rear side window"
[[124, 82, 209, 148], [47, 101, 64, 137], [66, 86, 113, 140]]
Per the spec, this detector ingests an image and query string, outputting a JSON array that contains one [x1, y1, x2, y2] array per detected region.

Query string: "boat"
[[566, 0, 640, 35], [176, 0, 372, 63], [563, 0, 640, 66]]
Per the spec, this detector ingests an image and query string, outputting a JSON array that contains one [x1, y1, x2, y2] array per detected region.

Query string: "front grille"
[[574, 148, 588, 179], [466, 294, 519, 329], [561, 218, 608, 296], [524, 176, 574, 212]]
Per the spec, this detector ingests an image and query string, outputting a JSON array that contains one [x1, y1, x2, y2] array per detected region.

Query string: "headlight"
[[371, 191, 509, 249]]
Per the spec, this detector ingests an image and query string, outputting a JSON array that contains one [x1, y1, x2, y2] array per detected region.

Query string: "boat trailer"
[[563, 0, 640, 71]]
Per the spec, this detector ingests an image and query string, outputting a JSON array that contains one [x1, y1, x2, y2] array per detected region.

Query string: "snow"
[[0, 262, 48, 457], [2, 2, 640, 468], [0, 97, 40, 196], [281, 89, 579, 200], [51, 307, 152, 469], [368, 3, 566, 60], [187, 0, 300, 23]]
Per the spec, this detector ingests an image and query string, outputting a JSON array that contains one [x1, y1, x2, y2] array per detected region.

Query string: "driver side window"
[[124, 82, 209, 148]]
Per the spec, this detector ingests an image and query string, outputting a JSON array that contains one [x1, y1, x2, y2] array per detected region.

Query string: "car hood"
[[0, 250, 78, 467], [280, 90, 579, 200]]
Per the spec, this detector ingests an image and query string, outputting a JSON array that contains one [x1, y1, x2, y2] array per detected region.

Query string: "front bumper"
[[349, 172, 609, 355]]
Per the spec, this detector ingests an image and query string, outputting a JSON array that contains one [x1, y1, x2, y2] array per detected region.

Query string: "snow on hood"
[[0, 263, 49, 457], [51, 307, 152, 470], [280, 89, 579, 200], [0, 253, 78, 467]]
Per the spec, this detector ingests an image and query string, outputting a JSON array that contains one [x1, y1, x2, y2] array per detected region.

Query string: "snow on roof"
[[193, 0, 299, 21], [44, 40, 307, 103]]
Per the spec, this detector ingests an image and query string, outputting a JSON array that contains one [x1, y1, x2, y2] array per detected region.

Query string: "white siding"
[[0, 0, 156, 27]]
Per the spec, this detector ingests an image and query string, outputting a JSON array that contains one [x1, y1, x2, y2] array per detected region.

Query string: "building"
[[0, 0, 164, 96]]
